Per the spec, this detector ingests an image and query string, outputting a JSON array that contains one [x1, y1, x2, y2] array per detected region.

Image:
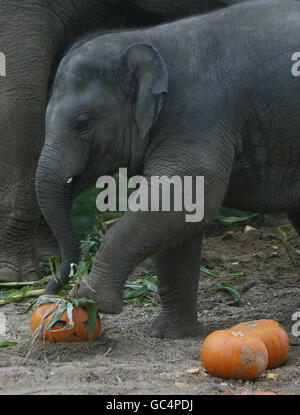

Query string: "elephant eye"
[[73, 116, 93, 135], [74, 120, 89, 135]]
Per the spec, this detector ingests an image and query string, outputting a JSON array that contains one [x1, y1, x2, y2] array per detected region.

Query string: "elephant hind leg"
[[150, 233, 203, 339], [287, 213, 300, 311], [287, 212, 300, 235], [263, 213, 289, 228]]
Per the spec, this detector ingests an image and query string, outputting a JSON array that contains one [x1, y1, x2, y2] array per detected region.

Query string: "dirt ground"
[[0, 221, 300, 395]]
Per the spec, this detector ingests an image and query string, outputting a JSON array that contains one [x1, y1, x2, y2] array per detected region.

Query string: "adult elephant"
[[1, 0, 232, 283]]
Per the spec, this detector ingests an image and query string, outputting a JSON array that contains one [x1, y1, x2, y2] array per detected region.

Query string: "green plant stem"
[[0, 281, 37, 288], [0, 289, 45, 306], [0, 276, 51, 289], [101, 218, 120, 227], [200, 266, 243, 278]]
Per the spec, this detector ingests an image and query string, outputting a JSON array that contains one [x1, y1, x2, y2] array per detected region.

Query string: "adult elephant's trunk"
[[36, 146, 80, 294]]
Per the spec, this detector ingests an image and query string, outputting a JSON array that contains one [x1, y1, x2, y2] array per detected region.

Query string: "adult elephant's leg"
[[0, 1, 126, 281], [0, 10, 67, 282], [0, 82, 49, 281], [150, 233, 203, 339]]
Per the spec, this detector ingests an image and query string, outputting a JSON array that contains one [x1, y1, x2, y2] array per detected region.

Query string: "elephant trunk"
[[36, 146, 79, 294]]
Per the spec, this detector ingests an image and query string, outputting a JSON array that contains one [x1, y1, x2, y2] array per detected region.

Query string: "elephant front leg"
[[75, 210, 193, 314], [77, 142, 234, 324], [150, 233, 203, 339]]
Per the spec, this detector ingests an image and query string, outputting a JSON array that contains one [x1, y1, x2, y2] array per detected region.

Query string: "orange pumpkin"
[[30, 302, 101, 343], [201, 329, 268, 380], [231, 320, 289, 368]]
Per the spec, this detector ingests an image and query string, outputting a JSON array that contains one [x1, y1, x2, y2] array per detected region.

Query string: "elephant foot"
[[97, 298, 123, 314], [0, 263, 40, 282], [75, 277, 123, 314], [150, 311, 202, 339], [0, 217, 41, 282], [0, 263, 20, 282]]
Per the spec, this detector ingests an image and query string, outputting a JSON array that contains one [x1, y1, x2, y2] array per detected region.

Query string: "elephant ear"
[[118, 43, 168, 140]]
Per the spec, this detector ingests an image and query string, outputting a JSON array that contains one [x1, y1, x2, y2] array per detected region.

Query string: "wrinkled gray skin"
[[127, 0, 249, 17], [1, 0, 236, 283], [0, 0, 127, 283], [0, 0, 288, 283], [36, 0, 300, 339]]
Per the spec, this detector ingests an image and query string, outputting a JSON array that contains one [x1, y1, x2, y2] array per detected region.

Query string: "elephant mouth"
[[66, 154, 102, 200], [69, 171, 99, 201]]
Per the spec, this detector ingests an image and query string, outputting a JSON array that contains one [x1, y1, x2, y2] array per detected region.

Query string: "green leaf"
[[74, 297, 98, 345], [24, 295, 63, 314], [33, 295, 63, 307], [44, 302, 68, 331], [77, 297, 97, 308], [279, 224, 295, 234], [123, 288, 133, 299], [61, 301, 74, 331], [85, 302, 98, 346], [214, 207, 258, 227], [48, 256, 63, 286], [0, 341, 18, 348], [68, 296, 79, 307], [1, 288, 20, 297], [143, 279, 158, 292], [217, 281, 241, 306], [24, 299, 38, 314], [124, 286, 149, 299], [200, 266, 244, 278], [124, 282, 144, 289], [122, 276, 158, 304]]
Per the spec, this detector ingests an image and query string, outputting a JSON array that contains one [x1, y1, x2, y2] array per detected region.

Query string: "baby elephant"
[[36, 0, 300, 339]]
